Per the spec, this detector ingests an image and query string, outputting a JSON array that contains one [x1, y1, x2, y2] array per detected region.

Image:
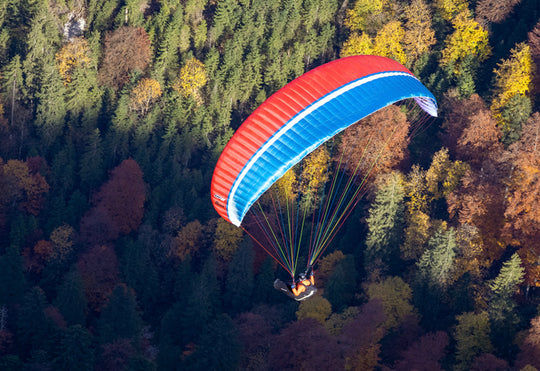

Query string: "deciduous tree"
[[98, 27, 151, 90], [454, 311, 493, 371], [296, 295, 332, 324], [440, 10, 491, 73], [403, 0, 436, 65], [129, 78, 162, 117], [173, 58, 207, 104], [55, 37, 92, 85], [338, 105, 409, 180], [365, 276, 416, 330], [393, 331, 449, 371], [476, 0, 522, 24], [76, 244, 120, 311], [490, 43, 533, 145]]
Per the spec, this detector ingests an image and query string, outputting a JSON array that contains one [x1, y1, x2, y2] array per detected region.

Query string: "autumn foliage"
[[80, 159, 146, 245], [98, 27, 151, 90]]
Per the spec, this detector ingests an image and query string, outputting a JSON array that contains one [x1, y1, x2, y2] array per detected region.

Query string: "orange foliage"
[[55, 37, 91, 85], [447, 164, 507, 265], [98, 27, 151, 90], [33, 240, 53, 261], [81, 159, 146, 245], [0, 157, 49, 215], [338, 105, 409, 181], [76, 244, 120, 311]]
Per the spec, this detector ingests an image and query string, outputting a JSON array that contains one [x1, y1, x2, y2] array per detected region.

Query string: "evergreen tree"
[[17, 286, 56, 356], [324, 254, 357, 312], [184, 314, 241, 370], [54, 269, 87, 326], [97, 284, 143, 346], [364, 172, 406, 272], [53, 325, 94, 371], [417, 225, 457, 290], [79, 128, 105, 194], [0, 246, 27, 305], [488, 253, 524, 357], [120, 237, 160, 317], [224, 237, 255, 314]]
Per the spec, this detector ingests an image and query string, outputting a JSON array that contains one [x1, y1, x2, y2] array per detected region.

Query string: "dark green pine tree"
[[97, 284, 143, 346], [224, 237, 255, 314], [17, 287, 57, 357], [53, 325, 94, 371], [0, 246, 27, 305], [364, 172, 406, 273], [22, 4, 61, 101], [183, 314, 241, 370], [488, 252, 524, 358], [252, 257, 281, 304], [34, 62, 66, 148], [79, 128, 105, 194], [54, 269, 87, 326], [120, 237, 160, 317], [179, 255, 221, 345], [324, 254, 357, 312]]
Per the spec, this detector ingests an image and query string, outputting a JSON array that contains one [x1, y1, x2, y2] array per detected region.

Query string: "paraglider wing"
[[211, 55, 437, 227]]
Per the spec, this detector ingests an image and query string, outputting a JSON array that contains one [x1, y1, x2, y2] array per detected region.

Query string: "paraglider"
[[211, 55, 437, 299]]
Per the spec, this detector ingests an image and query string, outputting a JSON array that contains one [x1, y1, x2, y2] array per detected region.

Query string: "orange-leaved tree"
[[98, 27, 151, 90]]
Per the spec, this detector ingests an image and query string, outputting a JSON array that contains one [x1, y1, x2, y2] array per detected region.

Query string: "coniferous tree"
[[324, 255, 357, 312], [0, 246, 27, 305], [54, 269, 87, 327], [488, 253, 524, 357], [17, 286, 57, 357], [53, 325, 94, 371], [97, 283, 143, 346], [364, 171, 406, 272], [224, 237, 255, 314], [184, 314, 241, 370]]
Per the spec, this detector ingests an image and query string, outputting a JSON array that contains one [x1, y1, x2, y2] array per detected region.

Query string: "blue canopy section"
[[227, 71, 437, 226]]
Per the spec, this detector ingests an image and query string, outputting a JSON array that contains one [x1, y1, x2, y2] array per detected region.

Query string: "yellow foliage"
[[55, 37, 91, 85], [341, 32, 374, 58], [325, 306, 360, 335], [403, 0, 437, 63], [129, 78, 162, 116], [440, 10, 491, 70], [173, 58, 207, 104], [299, 146, 331, 194], [213, 218, 243, 262], [365, 276, 416, 330], [316, 250, 346, 287], [297, 146, 331, 214], [344, 0, 385, 32], [173, 220, 203, 261], [296, 295, 332, 324], [490, 43, 533, 123], [405, 165, 428, 213], [49, 224, 75, 262], [374, 21, 407, 65], [425, 148, 470, 200], [435, 0, 469, 21], [401, 210, 431, 261]]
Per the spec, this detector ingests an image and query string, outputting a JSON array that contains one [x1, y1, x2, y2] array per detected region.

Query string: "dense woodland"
[[1, 0, 540, 369]]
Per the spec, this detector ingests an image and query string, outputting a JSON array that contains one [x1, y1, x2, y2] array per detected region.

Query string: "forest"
[[0, 0, 540, 369]]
